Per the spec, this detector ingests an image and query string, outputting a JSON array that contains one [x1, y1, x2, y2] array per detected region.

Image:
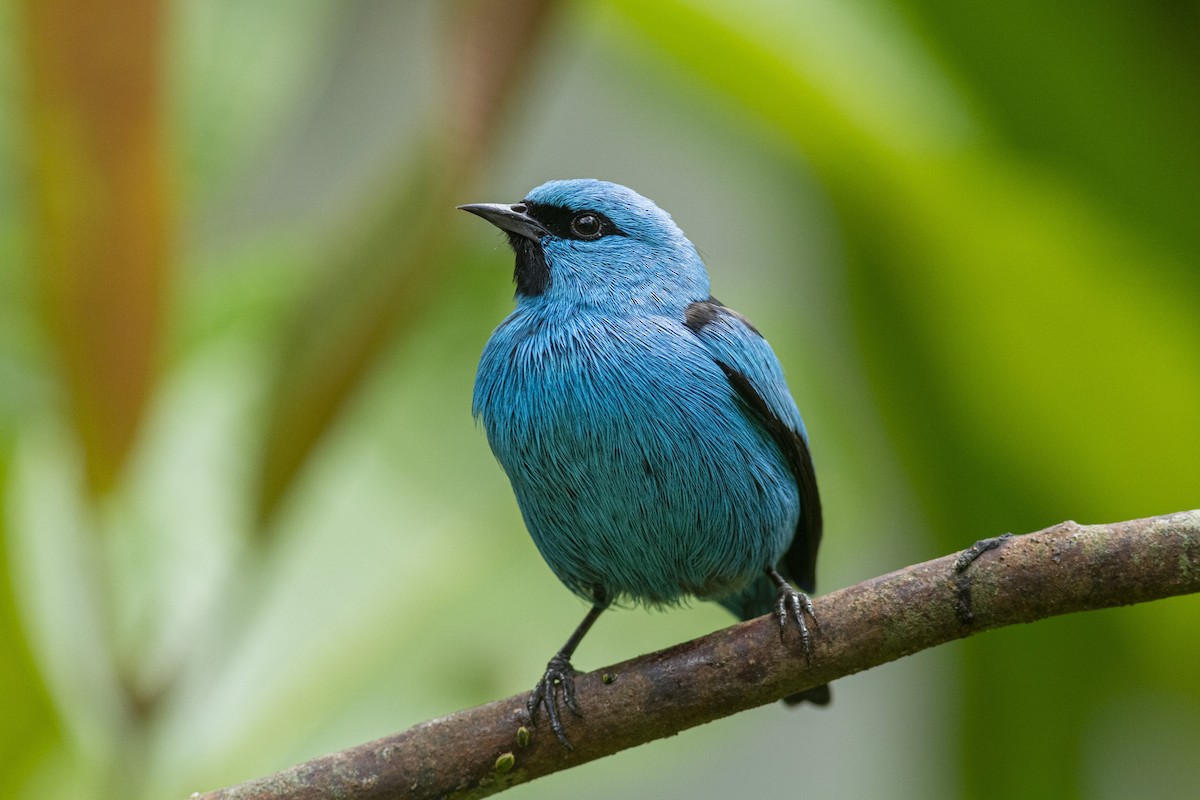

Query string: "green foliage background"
[[2, 1, 1198, 798]]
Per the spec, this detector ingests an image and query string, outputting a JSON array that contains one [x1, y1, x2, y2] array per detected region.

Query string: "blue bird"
[[460, 179, 828, 747]]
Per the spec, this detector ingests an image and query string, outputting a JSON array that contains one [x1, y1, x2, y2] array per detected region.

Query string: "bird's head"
[[459, 179, 709, 310]]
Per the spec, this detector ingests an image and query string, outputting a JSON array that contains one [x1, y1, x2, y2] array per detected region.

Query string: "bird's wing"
[[684, 297, 823, 592]]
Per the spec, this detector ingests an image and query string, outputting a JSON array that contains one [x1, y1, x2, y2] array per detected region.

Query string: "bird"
[[460, 179, 828, 748]]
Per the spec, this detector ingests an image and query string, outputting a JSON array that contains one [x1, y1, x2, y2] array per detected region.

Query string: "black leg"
[[529, 588, 608, 750], [766, 565, 818, 664]]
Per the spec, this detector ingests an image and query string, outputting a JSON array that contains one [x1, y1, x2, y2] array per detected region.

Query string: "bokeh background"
[[2, 1, 1199, 798]]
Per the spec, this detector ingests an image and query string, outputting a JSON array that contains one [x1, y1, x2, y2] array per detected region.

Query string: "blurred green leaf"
[[897, 0, 1200, 275], [0, 446, 60, 800]]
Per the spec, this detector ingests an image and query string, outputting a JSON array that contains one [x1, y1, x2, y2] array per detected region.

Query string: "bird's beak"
[[457, 202, 548, 242]]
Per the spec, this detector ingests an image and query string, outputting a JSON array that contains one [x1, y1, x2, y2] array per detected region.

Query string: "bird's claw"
[[775, 586, 819, 664], [527, 653, 580, 749]]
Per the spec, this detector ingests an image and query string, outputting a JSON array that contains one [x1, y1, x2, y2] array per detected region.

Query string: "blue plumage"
[[462, 179, 826, 746]]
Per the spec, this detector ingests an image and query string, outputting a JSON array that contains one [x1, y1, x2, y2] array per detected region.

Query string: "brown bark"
[[192, 510, 1200, 800]]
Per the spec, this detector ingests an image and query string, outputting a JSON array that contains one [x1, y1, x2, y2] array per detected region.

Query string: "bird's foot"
[[527, 652, 581, 750], [953, 533, 1013, 623], [774, 584, 819, 664]]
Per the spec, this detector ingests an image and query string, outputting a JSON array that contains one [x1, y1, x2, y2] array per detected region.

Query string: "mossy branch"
[[191, 510, 1200, 800]]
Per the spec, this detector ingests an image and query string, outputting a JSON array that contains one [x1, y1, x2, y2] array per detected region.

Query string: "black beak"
[[457, 202, 548, 242]]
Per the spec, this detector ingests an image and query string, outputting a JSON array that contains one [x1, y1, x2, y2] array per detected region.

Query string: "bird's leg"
[[528, 589, 608, 750], [766, 566, 818, 664]]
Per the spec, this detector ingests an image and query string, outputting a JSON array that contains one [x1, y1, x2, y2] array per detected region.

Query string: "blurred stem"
[[254, 0, 561, 529], [195, 510, 1200, 800], [23, 0, 172, 497]]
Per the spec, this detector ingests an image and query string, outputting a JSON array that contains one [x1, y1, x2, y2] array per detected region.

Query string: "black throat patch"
[[508, 232, 550, 297]]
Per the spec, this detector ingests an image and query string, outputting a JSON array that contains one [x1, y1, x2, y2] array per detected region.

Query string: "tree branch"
[[191, 510, 1200, 800]]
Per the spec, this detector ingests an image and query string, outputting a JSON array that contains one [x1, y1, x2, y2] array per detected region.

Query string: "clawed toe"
[[766, 566, 820, 664], [528, 653, 581, 749], [774, 586, 817, 663]]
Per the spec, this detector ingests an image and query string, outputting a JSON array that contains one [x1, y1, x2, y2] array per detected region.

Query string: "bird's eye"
[[570, 212, 603, 240]]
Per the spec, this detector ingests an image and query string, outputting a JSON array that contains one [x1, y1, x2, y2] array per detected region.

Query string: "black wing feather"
[[714, 361, 823, 593]]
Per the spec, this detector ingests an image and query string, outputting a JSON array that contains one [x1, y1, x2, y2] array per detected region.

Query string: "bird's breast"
[[474, 310, 701, 441], [472, 309, 798, 606]]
